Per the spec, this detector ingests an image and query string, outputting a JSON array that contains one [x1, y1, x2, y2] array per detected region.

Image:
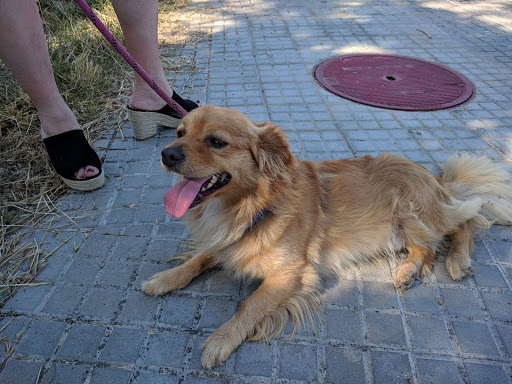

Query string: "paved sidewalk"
[[1, 0, 512, 382]]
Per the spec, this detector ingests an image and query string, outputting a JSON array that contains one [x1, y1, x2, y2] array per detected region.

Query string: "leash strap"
[[73, 0, 187, 118]]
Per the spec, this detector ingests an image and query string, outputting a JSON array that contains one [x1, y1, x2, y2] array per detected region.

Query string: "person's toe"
[[74, 166, 99, 180], [84, 165, 99, 178]]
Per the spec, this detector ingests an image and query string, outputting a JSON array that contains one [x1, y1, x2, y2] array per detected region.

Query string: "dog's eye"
[[207, 136, 228, 149], [177, 129, 185, 138]]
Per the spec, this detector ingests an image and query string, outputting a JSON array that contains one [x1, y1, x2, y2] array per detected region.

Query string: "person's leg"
[[110, 0, 175, 111], [0, 0, 99, 180]]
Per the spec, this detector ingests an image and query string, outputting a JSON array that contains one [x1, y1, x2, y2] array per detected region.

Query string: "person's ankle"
[[40, 117, 81, 139], [39, 104, 80, 138]]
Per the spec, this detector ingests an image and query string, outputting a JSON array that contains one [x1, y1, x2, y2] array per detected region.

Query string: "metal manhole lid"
[[313, 54, 475, 111]]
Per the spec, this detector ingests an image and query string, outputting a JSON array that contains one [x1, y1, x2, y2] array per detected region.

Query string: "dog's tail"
[[442, 153, 512, 227]]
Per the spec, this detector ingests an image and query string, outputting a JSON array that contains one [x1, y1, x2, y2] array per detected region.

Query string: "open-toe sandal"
[[43, 130, 105, 191], [127, 99, 198, 141]]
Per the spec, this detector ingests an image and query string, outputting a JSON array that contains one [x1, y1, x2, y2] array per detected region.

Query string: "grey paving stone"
[[371, 351, 412, 384], [125, 160, 151, 175], [118, 290, 160, 323], [143, 188, 169, 205], [496, 325, 512, 356], [41, 362, 89, 384], [471, 241, 493, 261], [452, 321, 500, 356], [234, 341, 274, 377], [409, 317, 453, 352], [123, 224, 154, 237], [79, 288, 124, 320], [56, 323, 106, 360], [79, 234, 118, 258], [325, 347, 365, 384], [325, 308, 364, 344], [416, 358, 463, 384], [159, 295, 199, 327], [0, 359, 44, 384], [366, 312, 407, 347], [61, 256, 103, 284], [36, 255, 71, 282], [208, 270, 241, 295], [96, 260, 138, 287], [113, 190, 142, 207], [0, 317, 30, 348], [138, 205, 169, 224], [99, 327, 146, 364], [120, 174, 146, 189], [480, 291, 512, 321], [133, 372, 179, 384], [40, 285, 87, 316], [15, 319, 67, 356], [278, 343, 317, 381], [440, 288, 483, 318], [487, 240, 512, 263], [106, 207, 137, 225], [464, 363, 509, 384], [472, 264, 509, 288], [1, 285, 51, 313], [110, 236, 148, 261], [90, 368, 132, 384], [361, 281, 398, 309], [144, 330, 189, 367], [402, 285, 442, 314], [155, 222, 185, 238], [325, 278, 359, 308], [199, 297, 239, 329], [182, 375, 225, 384]]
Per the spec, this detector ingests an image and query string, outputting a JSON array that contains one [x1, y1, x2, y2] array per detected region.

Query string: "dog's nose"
[[161, 147, 185, 167]]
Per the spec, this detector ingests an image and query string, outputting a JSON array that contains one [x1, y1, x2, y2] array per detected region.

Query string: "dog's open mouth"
[[164, 173, 231, 218]]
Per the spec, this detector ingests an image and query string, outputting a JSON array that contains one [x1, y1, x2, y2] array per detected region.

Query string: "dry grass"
[[0, 0, 206, 308]]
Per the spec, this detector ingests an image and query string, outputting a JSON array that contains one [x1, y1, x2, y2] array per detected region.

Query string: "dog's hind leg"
[[446, 221, 473, 281], [393, 244, 435, 289]]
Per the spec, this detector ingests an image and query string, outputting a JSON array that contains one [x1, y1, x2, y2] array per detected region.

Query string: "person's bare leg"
[[0, 0, 98, 179], [110, 0, 176, 111]]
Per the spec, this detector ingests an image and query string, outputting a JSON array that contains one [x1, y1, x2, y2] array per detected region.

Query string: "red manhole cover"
[[313, 54, 474, 111]]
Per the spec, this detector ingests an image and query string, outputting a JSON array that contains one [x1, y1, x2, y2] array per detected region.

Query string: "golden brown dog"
[[142, 105, 512, 368]]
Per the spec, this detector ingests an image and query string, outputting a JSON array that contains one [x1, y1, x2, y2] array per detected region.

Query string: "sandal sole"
[[128, 108, 182, 140], [61, 170, 105, 191]]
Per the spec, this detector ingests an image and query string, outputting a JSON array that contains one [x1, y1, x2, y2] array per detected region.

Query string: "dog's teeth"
[[211, 175, 218, 184], [201, 187, 207, 192], [207, 182, 214, 190]]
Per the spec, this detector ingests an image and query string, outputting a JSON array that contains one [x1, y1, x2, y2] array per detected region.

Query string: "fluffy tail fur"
[[442, 154, 512, 226]]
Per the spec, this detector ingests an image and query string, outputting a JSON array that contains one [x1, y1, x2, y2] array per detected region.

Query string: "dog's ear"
[[250, 122, 294, 179]]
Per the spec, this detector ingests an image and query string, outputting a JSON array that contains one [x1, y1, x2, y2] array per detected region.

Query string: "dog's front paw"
[[142, 270, 178, 296], [393, 262, 418, 289], [446, 257, 472, 281], [201, 326, 239, 369]]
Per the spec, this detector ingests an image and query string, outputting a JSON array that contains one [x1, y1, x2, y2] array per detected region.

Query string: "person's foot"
[[130, 89, 176, 111], [39, 110, 100, 180]]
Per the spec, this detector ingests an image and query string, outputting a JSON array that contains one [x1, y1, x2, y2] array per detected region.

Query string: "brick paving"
[[1, 0, 512, 383]]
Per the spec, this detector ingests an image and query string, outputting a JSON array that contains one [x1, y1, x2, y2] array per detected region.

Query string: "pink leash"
[[74, 0, 188, 118]]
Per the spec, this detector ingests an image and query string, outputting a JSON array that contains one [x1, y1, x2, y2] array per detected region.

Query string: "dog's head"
[[161, 105, 295, 218]]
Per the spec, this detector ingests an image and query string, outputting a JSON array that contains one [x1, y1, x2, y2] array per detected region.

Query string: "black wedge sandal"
[[43, 130, 105, 191]]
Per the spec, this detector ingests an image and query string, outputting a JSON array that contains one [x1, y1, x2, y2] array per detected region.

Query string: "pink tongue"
[[164, 176, 210, 218]]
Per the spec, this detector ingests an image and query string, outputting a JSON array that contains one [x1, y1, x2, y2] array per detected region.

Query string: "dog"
[[142, 105, 512, 368]]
